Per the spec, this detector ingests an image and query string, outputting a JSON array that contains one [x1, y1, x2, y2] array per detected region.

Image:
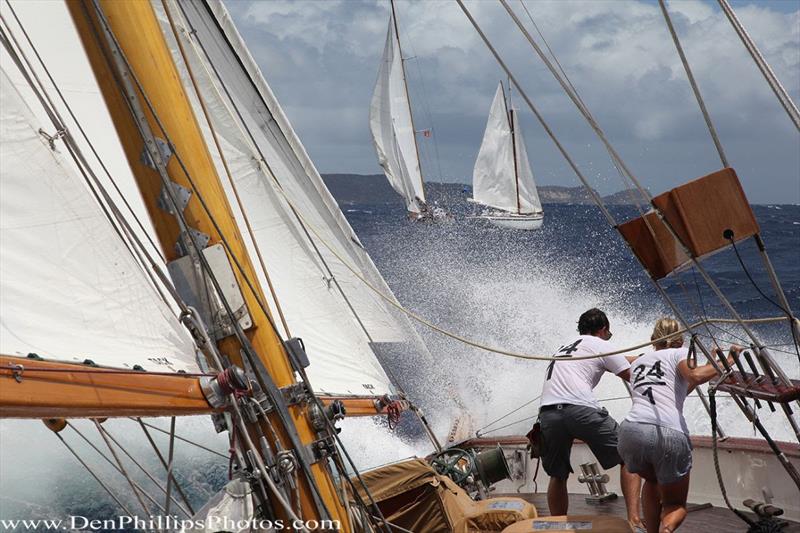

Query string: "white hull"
[[467, 436, 800, 522], [475, 212, 544, 230]]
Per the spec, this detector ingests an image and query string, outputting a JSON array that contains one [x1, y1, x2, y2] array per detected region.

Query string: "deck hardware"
[[578, 462, 617, 504], [11, 364, 24, 383], [284, 337, 310, 370], [139, 137, 172, 170], [281, 383, 309, 406]]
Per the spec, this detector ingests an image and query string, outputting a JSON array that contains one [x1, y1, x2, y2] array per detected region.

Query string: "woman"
[[618, 318, 736, 533]]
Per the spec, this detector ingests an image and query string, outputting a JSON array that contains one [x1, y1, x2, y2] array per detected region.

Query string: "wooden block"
[[651, 168, 759, 258], [618, 211, 690, 280]]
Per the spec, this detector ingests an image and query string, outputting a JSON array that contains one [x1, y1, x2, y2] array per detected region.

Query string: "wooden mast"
[[507, 81, 521, 214], [390, 0, 427, 206], [65, 0, 348, 526]]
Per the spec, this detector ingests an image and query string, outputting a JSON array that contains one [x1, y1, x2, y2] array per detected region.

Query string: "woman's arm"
[[677, 348, 738, 388]]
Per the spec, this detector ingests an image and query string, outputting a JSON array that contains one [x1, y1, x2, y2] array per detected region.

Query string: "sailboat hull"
[[465, 436, 800, 523], [477, 212, 544, 230]]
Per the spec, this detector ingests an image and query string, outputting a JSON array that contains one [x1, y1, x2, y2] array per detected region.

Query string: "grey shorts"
[[538, 404, 623, 480], [618, 421, 692, 484]]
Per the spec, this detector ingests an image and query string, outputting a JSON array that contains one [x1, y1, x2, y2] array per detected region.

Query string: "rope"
[[658, 0, 729, 168], [131, 419, 228, 459], [717, 0, 800, 131], [709, 381, 756, 527], [219, 187, 794, 363], [54, 433, 134, 516]]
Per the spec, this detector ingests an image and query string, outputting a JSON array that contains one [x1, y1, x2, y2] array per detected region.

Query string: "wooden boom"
[[0, 355, 213, 418]]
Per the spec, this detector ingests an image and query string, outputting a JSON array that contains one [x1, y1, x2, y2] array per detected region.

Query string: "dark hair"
[[578, 308, 609, 335]]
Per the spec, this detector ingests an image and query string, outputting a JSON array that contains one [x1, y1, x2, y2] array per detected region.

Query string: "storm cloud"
[[225, 0, 800, 203]]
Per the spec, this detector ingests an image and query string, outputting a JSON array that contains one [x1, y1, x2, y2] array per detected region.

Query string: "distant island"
[[322, 173, 646, 206]]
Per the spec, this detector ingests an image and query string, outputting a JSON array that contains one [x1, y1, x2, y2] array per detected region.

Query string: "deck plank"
[[495, 493, 799, 532]]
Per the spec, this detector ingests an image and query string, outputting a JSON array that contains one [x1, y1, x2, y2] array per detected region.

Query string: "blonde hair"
[[651, 317, 683, 349]]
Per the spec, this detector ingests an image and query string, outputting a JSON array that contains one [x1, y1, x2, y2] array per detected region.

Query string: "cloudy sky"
[[225, 0, 799, 203]]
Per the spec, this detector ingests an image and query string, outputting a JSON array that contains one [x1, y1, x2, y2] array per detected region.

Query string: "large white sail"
[[157, 0, 416, 397], [369, 15, 426, 214], [511, 109, 543, 214], [473, 83, 542, 214], [473, 83, 517, 212], [0, 67, 199, 373]]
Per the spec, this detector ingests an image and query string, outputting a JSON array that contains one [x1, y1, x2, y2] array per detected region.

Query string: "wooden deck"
[[497, 493, 800, 532]]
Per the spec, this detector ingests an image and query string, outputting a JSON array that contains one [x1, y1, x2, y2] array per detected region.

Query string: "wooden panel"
[[651, 168, 759, 258], [617, 211, 690, 280], [0, 355, 213, 418]]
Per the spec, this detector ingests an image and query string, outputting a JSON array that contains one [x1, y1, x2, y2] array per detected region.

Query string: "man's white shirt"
[[540, 335, 630, 409]]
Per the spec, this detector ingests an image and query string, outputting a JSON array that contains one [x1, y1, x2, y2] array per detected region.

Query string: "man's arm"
[[616, 368, 631, 382]]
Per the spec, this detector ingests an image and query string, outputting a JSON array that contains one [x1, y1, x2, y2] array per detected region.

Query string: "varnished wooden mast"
[[65, 0, 347, 526]]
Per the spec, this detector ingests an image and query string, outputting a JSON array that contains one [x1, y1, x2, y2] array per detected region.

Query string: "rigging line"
[[0, 365, 214, 377], [164, 417, 177, 517], [269, 190, 793, 361], [496, 0, 794, 389], [405, 36, 444, 182], [716, 0, 800, 132], [132, 419, 228, 459], [170, 0, 376, 350], [160, 0, 291, 339], [729, 238, 800, 363], [497, 0, 650, 209], [516, 0, 648, 212], [169, 2, 418, 408], [88, 0, 289, 347], [92, 420, 153, 517], [457, 0, 616, 227], [658, 0, 729, 168], [478, 414, 537, 436], [476, 395, 541, 435], [53, 432, 135, 517], [178, 2, 455, 418], [0, 12, 188, 317], [0, 21, 170, 312], [99, 422, 192, 518], [135, 418, 196, 515], [2, 0, 165, 264]]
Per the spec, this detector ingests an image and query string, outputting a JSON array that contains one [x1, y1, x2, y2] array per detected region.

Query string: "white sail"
[[0, 67, 199, 373], [473, 83, 517, 212], [473, 83, 542, 215], [157, 0, 413, 397], [511, 109, 543, 214], [369, 16, 426, 214]]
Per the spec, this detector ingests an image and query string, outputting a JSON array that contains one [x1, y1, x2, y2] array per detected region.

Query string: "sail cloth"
[[473, 83, 542, 214], [369, 15, 426, 214], [157, 0, 410, 396], [0, 67, 199, 373]]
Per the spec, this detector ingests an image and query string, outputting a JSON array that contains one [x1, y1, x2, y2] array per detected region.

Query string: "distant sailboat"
[[370, 0, 448, 221], [471, 82, 544, 230]]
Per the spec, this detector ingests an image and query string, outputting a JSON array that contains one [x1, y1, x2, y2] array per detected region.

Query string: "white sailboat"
[[471, 82, 544, 230], [369, 0, 448, 222]]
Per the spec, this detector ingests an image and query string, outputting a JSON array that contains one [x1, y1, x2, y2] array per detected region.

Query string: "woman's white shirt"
[[624, 347, 690, 434]]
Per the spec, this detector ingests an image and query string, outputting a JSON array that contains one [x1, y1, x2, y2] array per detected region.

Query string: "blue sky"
[[226, 0, 800, 203]]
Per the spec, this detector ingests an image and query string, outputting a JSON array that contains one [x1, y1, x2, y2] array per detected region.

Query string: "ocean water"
[[339, 199, 800, 445], [1, 200, 797, 525]]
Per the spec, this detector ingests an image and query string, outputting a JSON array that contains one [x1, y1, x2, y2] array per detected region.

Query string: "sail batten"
[[369, 13, 426, 213]]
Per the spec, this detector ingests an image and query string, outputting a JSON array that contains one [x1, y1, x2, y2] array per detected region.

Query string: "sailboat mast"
[[67, 0, 347, 526], [390, 0, 427, 203], [507, 81, 521, 214]]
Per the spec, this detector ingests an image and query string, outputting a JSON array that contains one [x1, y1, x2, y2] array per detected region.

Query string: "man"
[[538, 308, 643, 530]]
